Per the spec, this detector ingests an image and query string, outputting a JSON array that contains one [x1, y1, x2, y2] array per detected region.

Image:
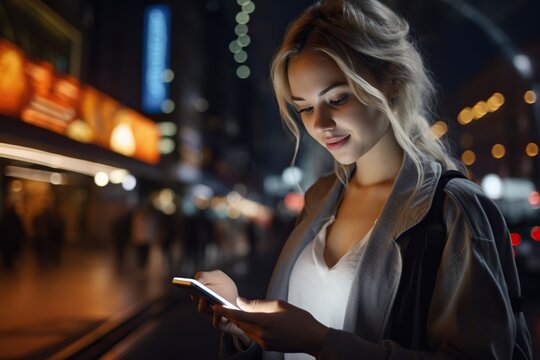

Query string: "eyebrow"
[[291, 82, 348, 101]]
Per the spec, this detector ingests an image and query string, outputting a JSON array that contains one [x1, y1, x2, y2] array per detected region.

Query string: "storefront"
[[0, 0, 162, 249]]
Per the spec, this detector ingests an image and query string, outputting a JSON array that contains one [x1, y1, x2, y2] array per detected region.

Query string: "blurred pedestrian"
[[112, 208, 133, 271], [159, 211, 178, 274], [0, 199, 25, 270], [184, 209, 212, 272], [130, 204, 156, 270], [33, 205, 64, 267]]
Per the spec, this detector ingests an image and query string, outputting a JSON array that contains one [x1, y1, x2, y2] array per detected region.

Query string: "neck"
[[352, 127, 403, 187]]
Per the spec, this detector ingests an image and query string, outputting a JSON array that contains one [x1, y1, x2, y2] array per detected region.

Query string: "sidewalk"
[[0, 244, 173, 359]]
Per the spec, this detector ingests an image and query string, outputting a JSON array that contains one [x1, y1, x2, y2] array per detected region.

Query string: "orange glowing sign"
[[0, 38, 160, 164]]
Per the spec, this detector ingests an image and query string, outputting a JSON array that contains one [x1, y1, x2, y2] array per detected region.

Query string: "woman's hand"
[[192, 270, 248, 341], [214, 298, 329, 356], [194, 270, 239, 305]]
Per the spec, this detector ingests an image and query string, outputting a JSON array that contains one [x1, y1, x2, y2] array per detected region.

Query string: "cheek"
[[351, 107, 387, 137]]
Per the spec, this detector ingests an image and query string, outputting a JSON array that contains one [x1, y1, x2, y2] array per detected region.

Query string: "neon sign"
[[142, 5, 171, 113]]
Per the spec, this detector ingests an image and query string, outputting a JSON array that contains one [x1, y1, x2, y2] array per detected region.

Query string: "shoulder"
[[443, 177, 507, 241]]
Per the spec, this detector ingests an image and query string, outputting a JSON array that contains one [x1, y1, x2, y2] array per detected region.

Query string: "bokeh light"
[[491, 144, 506, 159], [526, 142, 539, 157], [236, 65, 251, 79], [524, 90, 537, 104], [461, 149, 476, 166]]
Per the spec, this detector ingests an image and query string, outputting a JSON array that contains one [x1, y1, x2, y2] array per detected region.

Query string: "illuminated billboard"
[[0, 38, 160, 164]]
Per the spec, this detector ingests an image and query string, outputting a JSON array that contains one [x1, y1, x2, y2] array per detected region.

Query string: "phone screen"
[[172, 277, 240, 310]]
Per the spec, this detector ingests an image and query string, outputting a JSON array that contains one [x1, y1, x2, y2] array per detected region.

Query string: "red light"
[[531, 226, 540, 241], [529, 192, 540, 208], [283, 192, 305, 213], [510, 233, 522, 246]]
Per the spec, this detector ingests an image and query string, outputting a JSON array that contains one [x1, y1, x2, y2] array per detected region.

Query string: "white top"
[[285, 216, 373, 360]]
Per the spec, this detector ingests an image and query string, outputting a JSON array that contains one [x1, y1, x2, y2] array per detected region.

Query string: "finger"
[[212, 311, 221, 328], [219, 318, 245, 336], [194, 271, 206, 283], [237, 297, 281, 313], [195, 270, 224, 285], [229, 320, 262, 343], [198, 298, 210, 314], [214, 305, 263, 325]]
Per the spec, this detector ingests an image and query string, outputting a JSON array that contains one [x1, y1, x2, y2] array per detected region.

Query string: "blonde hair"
[[271, 0, 462, 189]]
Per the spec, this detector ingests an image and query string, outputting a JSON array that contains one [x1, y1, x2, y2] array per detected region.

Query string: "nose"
[[313, 106, 335, 132]]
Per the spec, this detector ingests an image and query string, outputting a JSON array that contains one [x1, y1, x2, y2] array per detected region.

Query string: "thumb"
[[236, 297, 277, 313], [194, 272, 207, 284]]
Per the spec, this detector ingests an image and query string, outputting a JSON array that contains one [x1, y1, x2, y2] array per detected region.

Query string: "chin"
[[333, 155, 357, 166]]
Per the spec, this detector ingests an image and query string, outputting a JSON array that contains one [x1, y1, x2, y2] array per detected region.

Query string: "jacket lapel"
[[266, 174, 345, 301], [346, 156, 442, 340]]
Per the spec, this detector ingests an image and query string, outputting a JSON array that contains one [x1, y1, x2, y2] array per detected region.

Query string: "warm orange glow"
[[459, 93, 504, 125], [66, 120, 93, 143], [461, 150, 476, 166], [524, 90, 537, 105], [472, 101, 488, 119], [430, 120, 448, 139], [54, 75, 80, 101], [26, 60, 54, 97], [21, 96, 74, 134], [491, 144, 506, 159], [0, 38, 160, 164], [526, 143, 539, 157], [0, 39, 30, 116], [110, 123, 136, 156], [126, 110, 161, 164], [458, 107, 473, 125], [487, 92, 505, 112]]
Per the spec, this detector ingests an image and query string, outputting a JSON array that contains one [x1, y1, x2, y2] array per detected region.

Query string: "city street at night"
[[1, 0, 540, 358]]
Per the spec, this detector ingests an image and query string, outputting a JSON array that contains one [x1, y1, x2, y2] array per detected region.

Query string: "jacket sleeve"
[[317, 182, 521, 359], [219, 333, 261, 359]]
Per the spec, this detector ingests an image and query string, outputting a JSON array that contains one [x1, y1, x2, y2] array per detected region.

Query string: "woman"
[[193, 0, 532, 358]]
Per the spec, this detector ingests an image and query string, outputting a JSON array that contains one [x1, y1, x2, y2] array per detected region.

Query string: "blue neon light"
[[142, 4, 170, 113]]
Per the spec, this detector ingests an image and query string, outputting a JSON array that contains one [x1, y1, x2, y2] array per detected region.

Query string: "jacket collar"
[[301, 154, 442, 239], [265, 154, 443, 342], [376, 154, 441, 240]]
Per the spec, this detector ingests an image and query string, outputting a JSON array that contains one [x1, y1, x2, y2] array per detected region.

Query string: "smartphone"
[[172, 277, 240, 310]]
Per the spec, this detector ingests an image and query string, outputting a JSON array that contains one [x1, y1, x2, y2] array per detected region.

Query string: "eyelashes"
[[329, 94, 350, 106], [297, 106, 313, 114], [295, 93, 351, 115]]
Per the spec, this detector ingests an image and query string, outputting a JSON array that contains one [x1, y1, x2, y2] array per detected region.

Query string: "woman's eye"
[[297, 106, 313, 114], [329, 94, 350, 107]]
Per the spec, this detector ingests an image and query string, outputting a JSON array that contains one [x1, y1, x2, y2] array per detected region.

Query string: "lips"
[[324, 135, 350, 150]]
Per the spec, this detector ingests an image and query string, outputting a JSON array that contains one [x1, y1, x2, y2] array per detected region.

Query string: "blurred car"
[[481, 175, 540, 274]]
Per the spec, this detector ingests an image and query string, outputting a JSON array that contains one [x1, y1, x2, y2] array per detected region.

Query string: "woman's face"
[[287, 50, 391, 165]]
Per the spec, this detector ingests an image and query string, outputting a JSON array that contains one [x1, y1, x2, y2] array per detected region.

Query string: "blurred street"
[[1, 237, 540, 359], [0, 244, 169, 359], [0, 225, 283, 359]]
